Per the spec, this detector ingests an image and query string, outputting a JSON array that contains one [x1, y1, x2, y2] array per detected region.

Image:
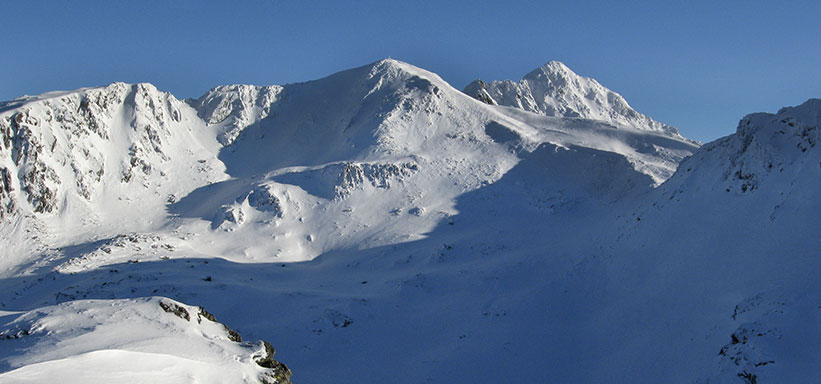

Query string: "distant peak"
[[524, 60, 580, 82], [363, 58, 449, 88], [375, 57, 403, 66], [368, 58, 425, 76], [368, 58, 411, 71], [463, 60, 686, 139], [543, 60, 572, 72]]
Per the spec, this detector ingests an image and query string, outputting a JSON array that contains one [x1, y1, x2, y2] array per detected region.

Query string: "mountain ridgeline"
[[0, 59, 818, 383], [463, 61, 686, 139]]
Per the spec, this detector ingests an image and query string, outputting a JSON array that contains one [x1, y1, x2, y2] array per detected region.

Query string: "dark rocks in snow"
[[21, 161, 58, 213], [257, 340, 293, 384], [336, 161, 418, 197], [191, 84, 283, 146], [463, 80, 497, 106], [189, 305, 291, 382], [738, 371, 758, 384], [246, 184, 283, 216], [0, 328, 30, 340], [159, 300, 190, 321], [255, 340, 277, 367], [7, 111, 60, 214], [717, 322, 778, 381], [0, 115, 12, 149], [324, 309, 354, 328], [197, 307, 217, 323], [212, 183, 289, 229], [716, 291, 792, 383], [0, 168, 11, 193], [56, 233, 173, 273], [192, 305, 240, 342], [221, 206, 245, 225], [225, 325, 242, 342], [0, 167, 14, 217]]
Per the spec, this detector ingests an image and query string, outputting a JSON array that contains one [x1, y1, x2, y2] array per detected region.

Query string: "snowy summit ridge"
[[464, 61, 685, 139]]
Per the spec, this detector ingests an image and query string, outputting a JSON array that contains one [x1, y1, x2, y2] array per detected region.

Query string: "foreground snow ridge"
[[0, 58, 818, 383], [0, 298, 291, 384]]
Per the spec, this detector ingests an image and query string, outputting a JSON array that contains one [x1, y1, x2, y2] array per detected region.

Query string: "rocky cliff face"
[[190, 84, 284, 146], [0, 83, 225, 234]]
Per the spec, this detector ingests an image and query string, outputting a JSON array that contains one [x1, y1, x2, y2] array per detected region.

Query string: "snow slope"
[[598, 98, 821, 382], [0, 59, 817, 383]]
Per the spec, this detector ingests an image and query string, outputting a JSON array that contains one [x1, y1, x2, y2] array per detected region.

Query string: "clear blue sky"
[[1, 1, 818, 142]]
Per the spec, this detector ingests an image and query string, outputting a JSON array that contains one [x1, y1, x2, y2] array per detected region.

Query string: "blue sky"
[[1, 1, 818, 142]]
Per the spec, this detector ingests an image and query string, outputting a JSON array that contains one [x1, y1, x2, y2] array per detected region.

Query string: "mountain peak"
[[366, 57, 419, 78], [464, 61, 686, 139], [373, 57, 404, 67], [523, 61, 591, 88], [364, 58, 449, 86], [189, 58, 451, 148], [533, 60, 573, 75]]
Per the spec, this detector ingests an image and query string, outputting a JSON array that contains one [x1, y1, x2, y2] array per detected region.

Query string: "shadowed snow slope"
[[0, 59, 817, 383]]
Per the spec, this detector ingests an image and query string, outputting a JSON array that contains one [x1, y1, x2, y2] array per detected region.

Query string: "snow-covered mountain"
[[464, 61, 686, 139], [0, 59, 817, 384], [0, 59, 697, 269]]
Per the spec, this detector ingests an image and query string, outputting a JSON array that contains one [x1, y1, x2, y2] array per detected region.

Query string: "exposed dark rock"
[[256, 340, 293, 384], [738, 371, 757, 384], [336, 162, 418, 197], [191, 305, 290, 382], [0, 167, 13, 217], [246, 184, 283, 215], [197, 307, 217, 323], [159, 300, 190, 321], [224, 325, 242, 342], [463, 80, 496, 105], [0, 328, 30, 340]]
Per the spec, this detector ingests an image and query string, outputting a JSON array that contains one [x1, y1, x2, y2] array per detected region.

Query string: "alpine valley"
[[0, 59, 818, 383]]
